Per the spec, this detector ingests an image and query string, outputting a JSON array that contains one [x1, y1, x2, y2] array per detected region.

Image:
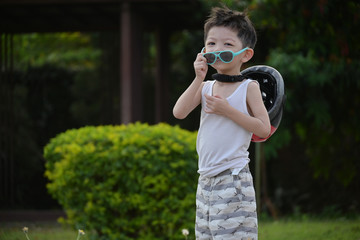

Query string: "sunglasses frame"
[[201, 47, 249, 65]]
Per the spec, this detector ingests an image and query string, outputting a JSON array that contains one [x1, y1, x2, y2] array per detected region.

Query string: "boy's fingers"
[[205, 94, 222, 100], [194, 56, 206, 66], [204, 94, 211, 99], [196, 53, 207, 63]]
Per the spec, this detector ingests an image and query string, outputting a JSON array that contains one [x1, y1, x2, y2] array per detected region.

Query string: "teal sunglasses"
[[201, 47, 249, 65]]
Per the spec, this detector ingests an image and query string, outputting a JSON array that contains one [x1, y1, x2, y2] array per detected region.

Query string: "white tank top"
[[196, 79, 254, 177]]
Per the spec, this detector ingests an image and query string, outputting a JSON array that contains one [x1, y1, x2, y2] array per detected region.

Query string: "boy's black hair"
[[204, 6, 257, 49]]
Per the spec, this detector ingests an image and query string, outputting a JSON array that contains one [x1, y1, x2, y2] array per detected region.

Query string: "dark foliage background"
[[1, 0, 359, 217]]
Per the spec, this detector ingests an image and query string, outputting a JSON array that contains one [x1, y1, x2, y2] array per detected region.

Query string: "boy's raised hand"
[[204, 94, 230, 116], [194, 53, 208, 81]]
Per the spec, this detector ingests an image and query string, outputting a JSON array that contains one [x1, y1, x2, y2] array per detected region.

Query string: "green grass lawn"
[[259, 219, 360, 240], [0, 222, 81, 240], [1, 219, 360, 240]]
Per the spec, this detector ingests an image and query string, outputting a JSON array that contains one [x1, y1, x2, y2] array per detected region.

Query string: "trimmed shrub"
[[44, 122, 198, 240]]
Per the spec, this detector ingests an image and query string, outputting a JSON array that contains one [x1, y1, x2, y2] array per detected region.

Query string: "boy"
[[173, 6, 270, 240]]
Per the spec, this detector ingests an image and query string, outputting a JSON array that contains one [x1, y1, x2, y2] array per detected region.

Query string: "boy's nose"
[[207, 47, 221, 53]]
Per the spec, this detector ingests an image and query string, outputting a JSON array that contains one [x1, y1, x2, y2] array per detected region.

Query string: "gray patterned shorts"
[[195, 165, 258, 240]]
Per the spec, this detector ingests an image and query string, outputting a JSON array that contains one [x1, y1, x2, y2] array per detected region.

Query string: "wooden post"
[[0, 33, 15, 205], [155, 28, 169, 123], [120, 2, 143, 124]]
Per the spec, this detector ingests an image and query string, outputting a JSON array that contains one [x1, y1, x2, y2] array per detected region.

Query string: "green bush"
[[44, 122, 198, 240]]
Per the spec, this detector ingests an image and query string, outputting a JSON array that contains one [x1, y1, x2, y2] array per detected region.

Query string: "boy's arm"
[[204, 81, 271, 138], [173, 53, 208, 119]]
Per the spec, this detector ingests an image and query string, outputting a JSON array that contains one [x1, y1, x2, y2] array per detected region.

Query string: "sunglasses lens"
[[220, 51, 233, 62], [204, 53, 216, 64]]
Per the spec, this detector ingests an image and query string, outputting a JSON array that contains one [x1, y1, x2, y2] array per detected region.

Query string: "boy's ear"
[[241, 48, 254, 63]]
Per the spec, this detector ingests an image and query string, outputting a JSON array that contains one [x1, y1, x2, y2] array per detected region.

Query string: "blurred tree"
[[10, 65, 75, 208], [13, 32, 101, 71], [5, 0, 360, 213], [193, 0, 360, 214], [4, 32, 104, 209], [250, 0, 360, 186]]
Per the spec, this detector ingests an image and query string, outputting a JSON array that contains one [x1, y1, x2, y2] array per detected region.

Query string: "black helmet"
[[241, 65, 285, 142]]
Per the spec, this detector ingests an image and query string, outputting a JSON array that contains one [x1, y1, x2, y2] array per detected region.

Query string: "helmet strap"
[[212, 73, 246, 82]]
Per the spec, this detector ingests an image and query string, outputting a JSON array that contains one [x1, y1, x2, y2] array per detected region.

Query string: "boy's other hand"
[[194, 53, 208, 81], [204, 94, 230, 115]]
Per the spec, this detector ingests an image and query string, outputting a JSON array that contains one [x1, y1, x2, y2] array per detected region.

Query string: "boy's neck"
[[216, 68, 242, 76], [212, 73, 246, 83]]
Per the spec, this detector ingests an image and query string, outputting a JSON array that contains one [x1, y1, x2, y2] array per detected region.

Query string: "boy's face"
[[204, 26, 249, 74]]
